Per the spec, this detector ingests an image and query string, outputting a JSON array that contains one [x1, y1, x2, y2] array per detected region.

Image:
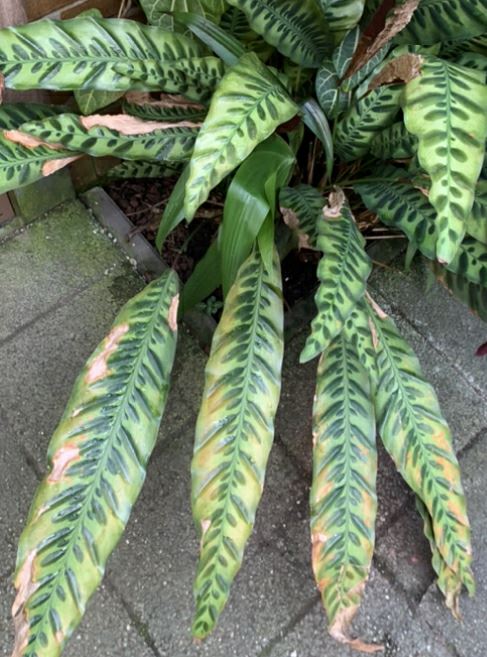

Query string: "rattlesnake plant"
[[2, 0, 486, 654]]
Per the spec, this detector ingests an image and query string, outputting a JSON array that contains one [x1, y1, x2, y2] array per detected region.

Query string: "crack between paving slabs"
[[104, 576, 164, 657], [256, 594, 321, 657], [0, 275, 109, 350]]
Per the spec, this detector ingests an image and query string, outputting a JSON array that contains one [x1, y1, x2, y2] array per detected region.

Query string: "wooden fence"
[[1, 0, 124, 25]]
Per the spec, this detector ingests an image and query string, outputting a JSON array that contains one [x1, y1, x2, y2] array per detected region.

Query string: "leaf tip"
[[323, 188, 345, 220], [329, 604, 384, 654]]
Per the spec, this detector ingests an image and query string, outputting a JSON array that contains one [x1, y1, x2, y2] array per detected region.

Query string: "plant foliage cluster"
[[2, 0, 486, 654]]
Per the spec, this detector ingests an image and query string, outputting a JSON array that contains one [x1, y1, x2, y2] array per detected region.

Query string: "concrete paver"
[[1, 200, 486, 657], [395, 434, 487, 657]]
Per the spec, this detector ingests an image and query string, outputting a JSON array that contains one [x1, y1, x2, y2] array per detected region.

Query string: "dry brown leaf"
[[368, 53, 423, 91], [366, 291, 389, 319], [329, 599, 384, 653], [80, 114, 201, 134], [4, 129, 64, 150], [168, 294, 180, 331], [125, 91, 206, 111], [323, 188, 346, 220], [85, 323, 129, 384], [47, 445, 81, 484], [42, 154, 83, 177], [280, 206, 315, 250], [11, 551, 39, 657], [344, 0, 420, 81]]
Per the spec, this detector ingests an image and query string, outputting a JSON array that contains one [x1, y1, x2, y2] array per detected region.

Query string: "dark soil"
[[104, 177, 394, 312], [105, 177, 321, 308]]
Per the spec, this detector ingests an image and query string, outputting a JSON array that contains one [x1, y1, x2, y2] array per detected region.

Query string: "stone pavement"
[[0, 202, 486, 657]]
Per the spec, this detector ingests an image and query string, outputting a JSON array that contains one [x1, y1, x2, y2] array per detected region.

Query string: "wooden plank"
[[25, 0, 121, 20], [0, 1, 28, 27], [25, 0, 68, 20], [61, 0, 120, 18]]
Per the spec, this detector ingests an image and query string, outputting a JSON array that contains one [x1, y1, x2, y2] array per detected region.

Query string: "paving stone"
[[107, 417, 315, 657], [371, 291, 487, 452], [395, 433, 487, 657], [0, 273, 142, 471], [276, 328, 411, 535], [0, 576, 154, 657], [369, 254, 487, 394], [375, 502, 435, 601], [265, 569, 414, 657], [0, 441, 37, 572], [0, 199, 136, 342]]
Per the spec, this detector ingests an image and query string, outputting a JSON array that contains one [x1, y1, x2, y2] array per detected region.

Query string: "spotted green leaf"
[[315, 60, 352, 118], [370, 121, 417, 160], [355, 168, 437, 258], [441, 33, 487, 59], [0, 103, 65, 129], [11, 271, 180, 657], [332, 26, 361, 77], [13, 113, 199, 162], [192, 247, 284, 639], [431, 260, 487, 322], [220, 6, 275, 60], [279, 184, 324, 249], [317, 0, 365, 34], [0, 17, 223, 101], [335, 85, 403, 161], [140, 0, 226, 29], [300, 190, 372, 363], [340, 44, 390, 93], [395, 0, 487, 45], [75, 90, 124, 116], [0, 105, 75, 193], [466, 181, 487, 245], [184, 52, 298, 220], [0, 129, 76, 196], [355, 168, 487, 287], [106, 160, 182, 180], [402, 58, 487, 264], [311, 334, 378, 651], [123, 93, 207, 122], [368, 301, 475, 608], [226, 0, 331, 67], [457, 52, 487, 72], [415, 496, 468, 616], [342, 299, 380, 388]]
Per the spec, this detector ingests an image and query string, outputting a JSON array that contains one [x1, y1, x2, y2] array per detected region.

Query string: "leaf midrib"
[[373, 314, 462, 565], [197, 260, 270, 599], [27, 277, 173, 652]]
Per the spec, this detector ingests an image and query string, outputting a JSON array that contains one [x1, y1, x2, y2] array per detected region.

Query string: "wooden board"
[[25, 0, 121, 20]]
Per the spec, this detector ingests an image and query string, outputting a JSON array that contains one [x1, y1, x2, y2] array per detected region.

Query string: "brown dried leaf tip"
[[329, 596, 384, 654], [323, 188, 346, 220], [366, 291, 388, 320], [280, 206, 314, 250]]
